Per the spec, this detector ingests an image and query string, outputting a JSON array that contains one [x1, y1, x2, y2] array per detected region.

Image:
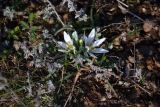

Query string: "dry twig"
[[64, 70, 81, 107], [44, 0, 65, 27]]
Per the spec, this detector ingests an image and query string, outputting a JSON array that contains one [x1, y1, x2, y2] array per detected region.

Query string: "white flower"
[[64, 31, 73, 45], [58, 31, 76, 53], [58, 29, 109, 63], [84, 29, 108, 58]]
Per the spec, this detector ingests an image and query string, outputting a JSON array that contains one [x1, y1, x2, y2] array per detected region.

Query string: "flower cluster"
[[58, 29, 108, 64]]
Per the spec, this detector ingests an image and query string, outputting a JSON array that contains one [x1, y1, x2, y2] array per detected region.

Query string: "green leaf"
[[12, 35, 19, 40], [20, 21, 29, 30], [31, 26, 39, 32], [29, 33, 36, 42], [14, 26, 20, 33], [29, 13, 36, 24]]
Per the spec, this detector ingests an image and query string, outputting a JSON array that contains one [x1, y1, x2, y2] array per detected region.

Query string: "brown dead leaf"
[[13, 41, 21, 51], [155, 61, 160, 69], [137, 54, 144, 60], [146, 59, 154, 71], [47, 18, 54, 24], [142, 7, 147, 14], [83, 98, 95, 107], [147, 65, 154, 71], [113, 36, 121, 46], [153, 58, 160, 69], [63, 13, 69, 22], [146, 59, 153, 64], [128, 56, 135, 64], [100, 96, 106, 101], [143, 20, 154, 33]]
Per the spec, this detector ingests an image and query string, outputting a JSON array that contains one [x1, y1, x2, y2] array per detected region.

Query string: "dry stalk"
[[44, 0, 65, 27], [63, 68, 82, 107], [133, 42, 136, 73], [131, 80, 152, 96], [57, 67, 64, 93], [117, 0, 144, 22]]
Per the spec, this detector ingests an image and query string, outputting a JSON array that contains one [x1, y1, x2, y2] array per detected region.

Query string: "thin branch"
[[117, 0, 144, 22], [54, 27, 73, 36], [128, 11, 144, 22], [131, 80, 152, 96], [117, 0, 129, 7], [133, 42, 136, 73], [106, 80, 118, 97]]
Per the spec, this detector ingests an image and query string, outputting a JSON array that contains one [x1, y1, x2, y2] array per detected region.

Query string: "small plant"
[[58, 29, 108, 65], [128, 25, 141, 37], [20, 13, 39, 43]]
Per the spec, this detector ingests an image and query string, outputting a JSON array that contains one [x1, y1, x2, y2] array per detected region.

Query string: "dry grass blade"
[[43, 0, 65, 26], [64, 69, 81, 107]]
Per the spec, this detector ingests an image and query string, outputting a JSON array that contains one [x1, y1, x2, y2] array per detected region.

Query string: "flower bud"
[[79, 39, 83, 46]]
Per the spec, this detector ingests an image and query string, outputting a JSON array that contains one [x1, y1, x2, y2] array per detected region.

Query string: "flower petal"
[[91, 48, 109, 53], [58, 49, 68, 53], [87, 29, 95, 45], [72, 31, 78, 41], [88, 52, 97, 58], [92, 38, 106, 47], [57, 41, 67, 49], [83, 35, 88, 45], [64, 31, 73, 45]]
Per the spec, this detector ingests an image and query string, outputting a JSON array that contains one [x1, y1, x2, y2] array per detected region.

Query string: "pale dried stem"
[[117, 0, 144, 22], [57, 67, 64, 93], [133, 42, 136, 73], [44, 0, 65, 27], [131, 80, 152, 96], [64, 70, 81, 107]]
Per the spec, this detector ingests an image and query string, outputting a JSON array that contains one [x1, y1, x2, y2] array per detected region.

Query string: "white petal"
[[83, 35, 88, 45], [91, 48, 109, 53], [87, 29, 95, 45], [57, 41, 67, 49], [88, 52, 97, 58], [58, 49, 67, 53], [72, 31, 78, 41], [64, 31, 73, 45], [88, 29, 95, 39], [92, 38, 106, 47]]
